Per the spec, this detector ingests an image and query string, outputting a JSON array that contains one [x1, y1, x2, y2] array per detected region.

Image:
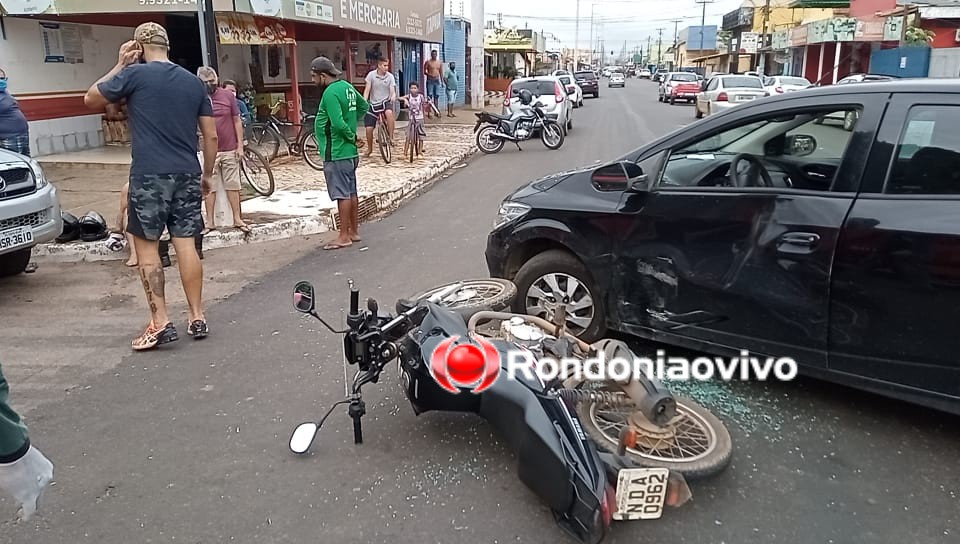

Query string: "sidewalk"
[[34, 119, 478, 262]]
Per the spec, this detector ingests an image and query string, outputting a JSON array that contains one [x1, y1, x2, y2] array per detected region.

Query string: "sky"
[[449, 0, 750, 53]]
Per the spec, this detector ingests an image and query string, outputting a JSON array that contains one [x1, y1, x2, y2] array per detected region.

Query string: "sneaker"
[[188, 319, 209, 339], [132, 322, 178, 351]]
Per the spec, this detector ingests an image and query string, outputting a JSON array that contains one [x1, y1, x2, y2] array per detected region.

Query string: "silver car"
[[0, 148, 62, 277], [695, 74, 766, 118], [503, 76, 574, 135]]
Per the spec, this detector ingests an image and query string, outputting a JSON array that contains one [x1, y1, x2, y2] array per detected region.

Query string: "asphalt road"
[[4, 78, 957, 544]]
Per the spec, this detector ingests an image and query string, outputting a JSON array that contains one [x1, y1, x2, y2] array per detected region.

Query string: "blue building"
[[440, 16, 470, 107]]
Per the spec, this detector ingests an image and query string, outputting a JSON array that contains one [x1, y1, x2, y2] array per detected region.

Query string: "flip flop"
[[323, 242, 352, 250], [234, 224, 251, 234], [201, 228, 213, 236]]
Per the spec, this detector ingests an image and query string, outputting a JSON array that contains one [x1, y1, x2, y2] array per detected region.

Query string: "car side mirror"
[[785, 134, 817, 157], [591, 161, 649, 192]]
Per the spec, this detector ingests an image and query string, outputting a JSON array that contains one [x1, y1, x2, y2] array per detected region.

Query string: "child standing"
[[399, 82, 429, 156]]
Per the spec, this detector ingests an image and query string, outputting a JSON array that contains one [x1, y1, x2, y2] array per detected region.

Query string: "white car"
[[504, 76, 574, 135], [762, 75, 812, 96], [639, 69, 652, 79], [608, 72, 625, 87], [557, 74, 584, 108], [659, 72, 701, 104], [694, 74, 765, 118], [602, 68, 611, 78], [0, 148, 62, 277]]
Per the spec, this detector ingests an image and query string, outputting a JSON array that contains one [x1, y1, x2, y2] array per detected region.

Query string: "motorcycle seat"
[[485, 112, 512, 121]]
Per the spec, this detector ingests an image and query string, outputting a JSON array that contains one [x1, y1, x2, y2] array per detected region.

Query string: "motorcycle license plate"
[[613, 467, 669, 521], [0, 226, 33, 251]]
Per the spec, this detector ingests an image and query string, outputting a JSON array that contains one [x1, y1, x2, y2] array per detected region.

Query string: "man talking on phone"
[[84, 23, 218, 350]]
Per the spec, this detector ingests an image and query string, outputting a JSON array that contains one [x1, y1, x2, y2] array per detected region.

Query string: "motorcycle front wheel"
[[541, 121, 564, 150], [408, 278, 517, 317], [476, 125, 505, 154], [576, 390, 732, 480]]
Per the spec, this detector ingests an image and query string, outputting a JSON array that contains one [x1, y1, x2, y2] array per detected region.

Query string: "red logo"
[[430, 335, 501, 394]]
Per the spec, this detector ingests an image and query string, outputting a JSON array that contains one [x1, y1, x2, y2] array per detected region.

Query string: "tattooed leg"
[[132, 236, 169, 326]]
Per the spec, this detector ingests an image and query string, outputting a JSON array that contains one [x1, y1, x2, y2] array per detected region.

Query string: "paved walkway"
[[35, 121, 478, 261]]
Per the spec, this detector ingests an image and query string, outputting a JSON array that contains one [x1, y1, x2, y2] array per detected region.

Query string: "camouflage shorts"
[[127, 173, 204, 241]]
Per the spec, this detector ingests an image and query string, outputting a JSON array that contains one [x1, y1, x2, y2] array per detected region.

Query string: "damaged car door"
[[612, 96, 883, 367]]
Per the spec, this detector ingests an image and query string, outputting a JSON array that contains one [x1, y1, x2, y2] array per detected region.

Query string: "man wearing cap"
[[84, 22, 219, 351], [310, 56, 369, 250]]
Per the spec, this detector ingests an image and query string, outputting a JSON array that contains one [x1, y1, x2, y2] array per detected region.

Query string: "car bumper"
[[485, 229, 509, 278], [712, 101, 740, 111], [0, 183, 62, 256]]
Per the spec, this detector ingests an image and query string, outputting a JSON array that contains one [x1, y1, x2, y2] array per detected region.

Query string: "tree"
[[904, 24, 935, 46]]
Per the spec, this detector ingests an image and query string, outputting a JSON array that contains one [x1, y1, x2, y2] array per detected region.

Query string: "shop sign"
[[251, 0, 282, 17], [216, 13, 294, 44], [771, 30, 789, 51], [854, 20, 884, 42], [294, 0, 333, 22], [809, 17, 857, 44], [740, 32, 759, 53], [789, 25, 808, 47], [1, 0, 55, 14], [884, 16, 904, 41]]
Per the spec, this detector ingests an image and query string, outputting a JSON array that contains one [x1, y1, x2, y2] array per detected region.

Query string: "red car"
[[659, 72, 702, 105]]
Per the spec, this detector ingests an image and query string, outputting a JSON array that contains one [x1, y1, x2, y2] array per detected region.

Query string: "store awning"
[[688, 52, 729, 63], [787, 0, 850, 8], [215, 13, 295, 45]]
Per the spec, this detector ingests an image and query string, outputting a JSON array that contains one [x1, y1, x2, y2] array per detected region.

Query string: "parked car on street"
[[503, 75, 574, 135], [608, 72, 625, 88], [486, 78, 960, 416], [694, 74, 765, 118], [557, 74, 584, 108], [658, 72, 701, 104], [574, 70, 600, 99], [653, 69, 669, 83], [762, 75, 812, 96], [639, 69, 652, 79], [0, 148, 62, 277]]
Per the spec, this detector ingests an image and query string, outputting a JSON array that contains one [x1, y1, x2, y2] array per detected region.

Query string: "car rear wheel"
[[511, 249, 606, 342], [669, 96, 676, 105], [0, 248, 32, 277]]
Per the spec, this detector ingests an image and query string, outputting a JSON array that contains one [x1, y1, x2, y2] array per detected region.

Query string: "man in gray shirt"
[[361, 57, 397, 156]]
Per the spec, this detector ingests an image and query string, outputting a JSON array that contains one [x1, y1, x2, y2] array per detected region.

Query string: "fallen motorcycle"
[[474, 100, 565, 154], [288, 278, 732, 543]]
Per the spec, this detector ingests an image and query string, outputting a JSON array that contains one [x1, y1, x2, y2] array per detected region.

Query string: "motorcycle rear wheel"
[[409, 278, 517, 317], [576, 391, 732, 480], [476, 125, 505, 154]]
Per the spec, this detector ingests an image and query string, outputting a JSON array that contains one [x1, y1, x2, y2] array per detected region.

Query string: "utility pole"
[[646, 35, 652, 65], [671, 18, 683, 69], [470, 0, 484, 109], [758, 0, 771, 75], [574, 0, 581, 70], [196, 0, 217, 70], [694, 0, 715, 68], [656, 27, 664, 67], [588, 3, 595, 67]]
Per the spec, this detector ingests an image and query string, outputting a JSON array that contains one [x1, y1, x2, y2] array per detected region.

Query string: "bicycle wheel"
[[377, 121, 391, 163], [241, 148, 275, 197], [300, 132, 323, 171], [249, 124, 281, 161]]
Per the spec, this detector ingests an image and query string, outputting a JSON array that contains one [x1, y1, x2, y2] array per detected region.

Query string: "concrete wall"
[[928, 47, 960, 78], [0, 16, 136, 155]]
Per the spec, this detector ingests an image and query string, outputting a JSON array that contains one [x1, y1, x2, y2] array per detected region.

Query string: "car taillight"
[[775, 86, 783, 93], [504, 83, 512, 107], [717, 92, 728, 102], [555, 81, 565, 102]]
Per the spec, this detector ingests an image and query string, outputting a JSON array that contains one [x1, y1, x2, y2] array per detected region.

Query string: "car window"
[[720, 76, 763, 89], [886, 105, 960, 195], [763, 77, 775, 86], [511, 80, 557, 97], [706, 78, 719, 91], [575, 72, 596, 80], [670, 73, 698, 82], [559, 76, 572, 85], [658, 108, 858, 191]]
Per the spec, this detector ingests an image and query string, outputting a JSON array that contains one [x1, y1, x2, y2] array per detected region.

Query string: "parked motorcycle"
[[474, 99, 565, 154], [288, 278, 732, 543]]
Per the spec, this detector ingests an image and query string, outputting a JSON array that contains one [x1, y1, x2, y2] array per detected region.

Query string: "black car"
[[574, 70, 599, 98], [486, 79, 960, 415]]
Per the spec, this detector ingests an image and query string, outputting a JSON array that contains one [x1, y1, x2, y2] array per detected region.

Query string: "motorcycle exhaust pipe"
[[491, 132, 516, 141]]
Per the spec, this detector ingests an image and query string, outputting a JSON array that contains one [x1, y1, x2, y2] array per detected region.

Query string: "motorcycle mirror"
[[293, 281, 316, 313], [289, 422, 319, 454]]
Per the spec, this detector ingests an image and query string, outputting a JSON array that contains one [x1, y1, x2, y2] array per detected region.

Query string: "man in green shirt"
[[311, 56, 369, 250], [443, 62, 459, 118]]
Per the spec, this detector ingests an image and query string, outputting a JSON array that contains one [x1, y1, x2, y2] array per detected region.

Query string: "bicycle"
[[239, 147, 275, 197], [248, 101, 323, 171], [403, 98, 441, 163], [368, 99, 393, 164]]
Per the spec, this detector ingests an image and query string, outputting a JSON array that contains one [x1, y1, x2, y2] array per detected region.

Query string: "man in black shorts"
[[84, 22, 219, 351]]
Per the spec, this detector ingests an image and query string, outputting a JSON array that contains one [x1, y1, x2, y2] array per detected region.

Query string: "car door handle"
[[778, 232, 820, 250]]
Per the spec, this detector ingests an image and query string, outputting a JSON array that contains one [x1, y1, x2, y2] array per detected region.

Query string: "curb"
[[34, 144, 477, 262]]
